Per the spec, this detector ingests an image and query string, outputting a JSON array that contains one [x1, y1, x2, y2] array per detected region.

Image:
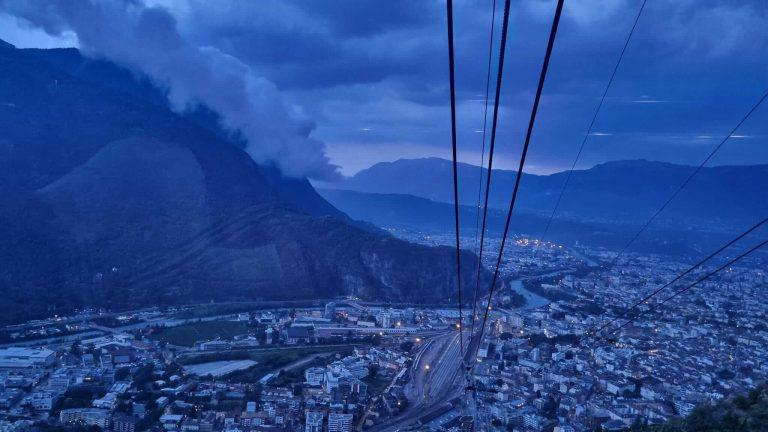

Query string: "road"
[[367, 330, 469, 431], [3, 298, 463, 334]]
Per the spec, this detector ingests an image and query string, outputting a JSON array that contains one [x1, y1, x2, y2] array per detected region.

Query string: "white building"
[[25, 391, 59, 411], [246, 401, 256, 413], [304, 367, 325, 386], [0, 347, 55, 371], [305, 411, 323, 432], [328, 413, 353, 432], [93, 393, 118, 409], [48, 369, 73, 392], [60, 408, 110, 428]]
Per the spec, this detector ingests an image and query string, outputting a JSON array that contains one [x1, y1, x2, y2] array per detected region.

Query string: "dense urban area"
[[0, 232, 765, 432]]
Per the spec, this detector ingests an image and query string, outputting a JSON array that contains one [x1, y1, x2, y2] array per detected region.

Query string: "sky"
[[1, 0, 767, 177]]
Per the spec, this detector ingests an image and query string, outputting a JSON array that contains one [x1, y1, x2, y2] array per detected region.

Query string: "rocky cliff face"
[[0, 41, 487, 324]]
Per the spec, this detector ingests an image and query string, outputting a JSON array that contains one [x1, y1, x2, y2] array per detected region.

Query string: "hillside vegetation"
[[632, 384, 768, 431]]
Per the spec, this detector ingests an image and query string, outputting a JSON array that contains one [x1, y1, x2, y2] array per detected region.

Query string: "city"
[[1, 0, 767, 431], [0, 234, 764, 432]]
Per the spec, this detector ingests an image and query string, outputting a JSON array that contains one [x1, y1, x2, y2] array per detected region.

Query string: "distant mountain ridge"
[[0, 40, 487, 324], [327, 157, 768, 229], [317, 189, 736, 257]]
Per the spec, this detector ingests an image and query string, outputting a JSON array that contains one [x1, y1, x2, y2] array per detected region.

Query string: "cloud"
[[154, 0, 440, 92], [523, 0, 630, 27], [0, 12, 78, 48], [663, 1, 768, 59], [0, 0, 339, 180], [2, 0, 767, 174]]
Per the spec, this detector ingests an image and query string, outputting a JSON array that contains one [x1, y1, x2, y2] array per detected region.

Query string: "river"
[[509, 279, 549, 310]]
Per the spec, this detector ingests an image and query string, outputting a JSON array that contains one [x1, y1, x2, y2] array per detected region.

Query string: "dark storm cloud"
[[0, 0, 341, 179], [173, 0, 442, 91], [298, 1, 437, 38], [2, 0, 766, 175]]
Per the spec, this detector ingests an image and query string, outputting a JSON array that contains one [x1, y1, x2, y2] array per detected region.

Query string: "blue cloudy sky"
[[1, 0, 767, 176]]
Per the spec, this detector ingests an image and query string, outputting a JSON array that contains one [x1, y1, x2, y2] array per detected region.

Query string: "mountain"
[[328, 158, 768, 230], [0, 41, 487, 324], [317, 189, 732, 256]]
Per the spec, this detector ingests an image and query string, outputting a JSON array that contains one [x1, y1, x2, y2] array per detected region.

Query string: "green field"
[[176, 345, 353, 384], [224, 345, 353, 383], [151, 321, 252, 346], [269, 356, 331, 386]]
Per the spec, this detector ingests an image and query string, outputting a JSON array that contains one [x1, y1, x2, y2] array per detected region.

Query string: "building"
[[93, 392, 118, 409], [507, 313, 524, 327], [60, 408, 111, 428], [523, 413, 545, 430], [48, 369, 73, 393], [314, 326, 417, 338], [0, 347, 55, 371], [285, 326, 312, 344], [112, 414, 138, 432], [458, 415, 474, 432], [531, 347, 541, 362], [159, 414, 184, 431], [304, 411, 323, 432], [327, 413, 353, 432], [197, 340, 230, 351], [324, 302, 337, 318], [304, 367, 325, 386], [99, 344, 135, 365], [25, 391, 59, 411], [376, 312, 391, 328]]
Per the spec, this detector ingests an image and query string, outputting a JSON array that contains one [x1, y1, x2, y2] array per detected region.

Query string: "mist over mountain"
[[0, 41, 487, 324], [318, 189, 738, 257], [0, 0, 338, 179], [327, 157, 768, 230]]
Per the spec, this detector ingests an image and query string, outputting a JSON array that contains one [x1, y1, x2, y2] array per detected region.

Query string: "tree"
[[368, 364, 380, 379], [70, 340, 81, 356], [133, 364, 155, 386], [541, 395, 559, 419], [114, 367, 130, 381]]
